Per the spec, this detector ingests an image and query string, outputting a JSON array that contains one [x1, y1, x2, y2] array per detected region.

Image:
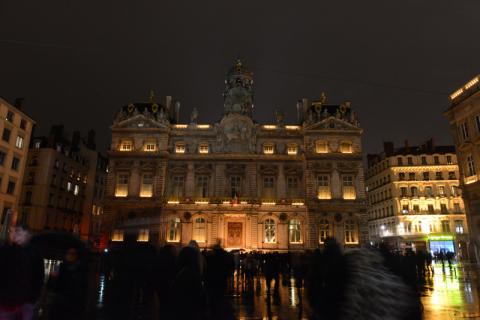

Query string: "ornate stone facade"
[[104, 60, 367, 250]]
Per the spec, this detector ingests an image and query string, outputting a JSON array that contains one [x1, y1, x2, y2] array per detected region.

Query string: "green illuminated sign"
[[428, 235, 454, 241]]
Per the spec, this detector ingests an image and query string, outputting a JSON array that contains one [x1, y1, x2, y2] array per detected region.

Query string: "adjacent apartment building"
[[18, 125, 107, 243], [367, 140, 469, 258], [0, 98, 35, 230], [444, 74, 480, 262], [104, 59, 367, 250]]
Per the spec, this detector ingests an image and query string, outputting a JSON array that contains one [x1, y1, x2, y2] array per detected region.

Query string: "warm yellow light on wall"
[[167, 200, 180, 204], [450, 88, 464, 100], [317, 188, 332, 199], [292, 201, 304, 206], [342, 186, 356, 200], [464, 175, 478, 185], [262, 201, 276, 205], [140, 190, 153, 197], [197, 124, 210, 129], [263, 125, 277, 129], [137, 229, 149, 242], [287, 145, 298, 155], [174, 124, 188, 129], [119, 141, 133, 151], [199, 144, 209, 154], [195, 200, 209, 204], [285, 125, 300, 130], [115, 189, 128, 197], [175, 144, 186, 154], [112, 230, 124, 242], [263, 144, 274, 154], [464, 76, 479, 90]]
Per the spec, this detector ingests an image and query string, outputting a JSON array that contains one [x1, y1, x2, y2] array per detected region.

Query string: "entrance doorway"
[[227, 222, 243, 248]]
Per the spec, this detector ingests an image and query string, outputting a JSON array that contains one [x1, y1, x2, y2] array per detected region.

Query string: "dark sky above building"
[[1, 0, 479, 154]]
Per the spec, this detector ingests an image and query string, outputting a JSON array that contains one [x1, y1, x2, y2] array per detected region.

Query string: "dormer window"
[[263, 143, 274, 155], [119, 140, 133, 151], [144, 140, 156, 152], [315, 140, 328, 153], [199, 142, 209, 154], [340, 141, 353, 153], [287, 144, 298, 155], [175, 142, 186, 154]]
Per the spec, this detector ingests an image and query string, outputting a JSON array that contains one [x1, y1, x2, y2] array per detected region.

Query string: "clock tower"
[[223, 59, 254, 117]]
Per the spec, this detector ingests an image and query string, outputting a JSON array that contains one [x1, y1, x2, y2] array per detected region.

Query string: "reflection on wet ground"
[[90, 262, 480, 319]]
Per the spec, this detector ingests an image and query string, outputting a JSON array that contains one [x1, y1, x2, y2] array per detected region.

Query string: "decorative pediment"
[[169, 164, 187, 174], [113, 114, 168, 129], [226, 164, 246, 174], [284, 165, 303, 176], [139, 161, 157, 170], [195, 164, 213, 174], [115, 160, 134, 169], [305, 117, 360, 132], [260, 165, 278, 175], [309, 161, 333, 172], [338, 161, 358, 173]]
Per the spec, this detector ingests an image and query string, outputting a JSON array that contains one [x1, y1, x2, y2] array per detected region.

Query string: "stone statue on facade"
[[190, 107, 199, 124]]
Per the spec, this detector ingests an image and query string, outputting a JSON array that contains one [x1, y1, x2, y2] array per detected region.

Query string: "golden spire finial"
[[149, 90, 155, 103]]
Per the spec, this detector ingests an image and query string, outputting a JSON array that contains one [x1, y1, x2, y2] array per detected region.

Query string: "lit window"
[[340, 141, 353, 153], [264, 219, 276, 243], [441, 220, 451, 233], [199, 142, 209, 154], [317, 175, 331, 199], [287, 144, 298, 155], [67, 182, 72, 191], [119, 140, 133, 151], [144, 141, 156, 151], [193, 217, 206, 243], [289, 219, 302, 244], [115, 173, 129, 197], [15, 136, 24, 149], [319, 219, 330, 244], [167, 218, 181, 242], [342, 175, 356, 200], [140, 173, 154, 197], [447, 156, 452, 164], [315, 140, 328, 153], [230, 176, 241, 198], [454, 202, 461, 213], [467, 155, 476, 176], [455, 220, 464, 234], [344, 220, 357, 244], [438, 186, 445, 196], [137, 229, 149, 242], [196, 175, 209, 198], [112, 229, 124, 242], [263, 143, 274, 154], [175, 142, 185, 154], [171, 176, 185, 198], [73, 184, 80, 196]]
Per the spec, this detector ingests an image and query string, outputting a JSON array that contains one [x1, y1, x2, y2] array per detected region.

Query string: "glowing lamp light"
[[195, 200, 209, 205], [222, 200, 231, 205], [285, 125, 300, 130], [174, 124, 188, 129], [464, 76, 479, 90], [263, 125, 277, 129], [240, 201, 248, 205], [292, 201, 304, 206], [464, 175, 478, 185], [450, 88, 464, 100], [262, 201, 276, 206], [167, 200, 180, 204], [197, 124, 210, 129]]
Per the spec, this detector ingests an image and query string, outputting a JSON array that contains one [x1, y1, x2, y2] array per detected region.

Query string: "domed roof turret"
[[226, 59, 253, 80]]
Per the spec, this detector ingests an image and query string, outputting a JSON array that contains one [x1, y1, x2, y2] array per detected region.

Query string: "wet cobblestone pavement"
[[85, 262, 480, 320]]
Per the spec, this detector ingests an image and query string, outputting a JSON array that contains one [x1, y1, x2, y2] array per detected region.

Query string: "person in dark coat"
[[154, 244, 177, 319], [49, 247, 88, 320], [171, 246, 206, 320], [0, 225, 44, 320]]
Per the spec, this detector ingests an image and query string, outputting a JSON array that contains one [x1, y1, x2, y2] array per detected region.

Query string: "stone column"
[[277, 163, 286, 199], [215, 164, 226, 197], [185, 162, 195, 197]]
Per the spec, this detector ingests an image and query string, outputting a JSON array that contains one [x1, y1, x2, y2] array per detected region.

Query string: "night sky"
[[1, 1, 480, 154]]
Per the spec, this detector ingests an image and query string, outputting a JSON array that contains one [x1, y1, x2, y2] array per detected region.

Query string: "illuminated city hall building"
[[104, 60, 367, 250], [444, 74, 480, 261], [366, 140, 469, 257]]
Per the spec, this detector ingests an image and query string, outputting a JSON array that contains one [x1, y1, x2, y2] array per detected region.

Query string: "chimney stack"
[[383, 141, 394, 156], [14, 98, 24, 110]]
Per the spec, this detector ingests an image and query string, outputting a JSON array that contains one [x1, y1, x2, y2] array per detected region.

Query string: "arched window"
[[167, 218, 181, 242], [319, 219, 330, 244], [344, 219, 357, 244], [193, 217, 206, 243], [264, 219, 276, 243], [289, 219, 302, 244]]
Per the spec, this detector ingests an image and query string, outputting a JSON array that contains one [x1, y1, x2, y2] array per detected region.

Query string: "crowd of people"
[[0, 226, 457, 320]]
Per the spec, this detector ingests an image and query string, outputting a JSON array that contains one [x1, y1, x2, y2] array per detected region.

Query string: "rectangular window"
[[137, 229, 149, 242], [447, 156, 452, 164], [451, 186, 460, 196], [407, 157, 413, 165], [409, 173, 415, 181], [428, 204, 434, 213], [410, 187, 418, 197], [455, 220, 464, 234], [198, 143, 209, 154], [196, 175, 209, 198], [435, 172, 443, 180], [263, 143, 274, 154], [175, 143, 185, 154], [6, 180, 15, 194], [448, 171, 456, 180], [413, 205, 420, 213], [20, 119, 26, 130], [399, 172, 405, 181], [144, 142, 156, 151], [15, 136, 23, 149], [423, 172, 430, 180], [2, 128, 11, 142], [315, 140, 328, 153], [112, 230, 124, 242], [287, 144, 298, 155], [441, 220, 451, 233], [0, 151, 6, 166], [440, 203, 448, 213], [317, 175, 331, 199], [467, 155, 476, 176], [119, 140, 133, 151], [438, 186, 445, 196], [402, 204, 409, 214], [172, 176, 185, 198], [400, 187, 407, 197], [115, 174, 129, 197], [263, 176, 274, 198], [11, 157, 20, 171], [140, 173, 154, 197], [287, 176, 299, 197], [397, 157, 403, 166], [425, 186, 433, 197], [434, 156, 439, 165], [230, 176, 241, 198], [421, 156, 427, 165], [6, 111, 14, 123], [342, 175, 356, 200], [73, 184, 80, 196], [460, 122, 469, 140]]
